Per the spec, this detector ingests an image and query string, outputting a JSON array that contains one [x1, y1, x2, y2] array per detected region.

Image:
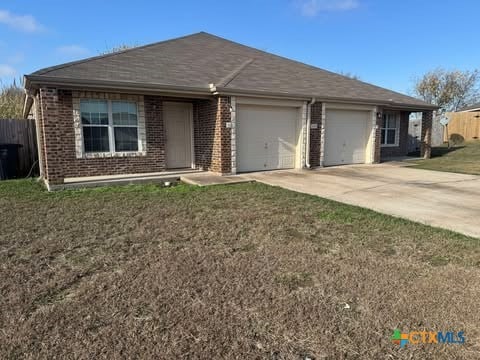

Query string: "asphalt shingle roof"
[[28, 32, 434, 109]]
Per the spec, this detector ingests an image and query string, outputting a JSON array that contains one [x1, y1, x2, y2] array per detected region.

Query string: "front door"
[[164, 102, 193, 169]]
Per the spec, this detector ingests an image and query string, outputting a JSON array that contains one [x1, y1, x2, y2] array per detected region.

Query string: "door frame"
[[164, 101, 195, 169]]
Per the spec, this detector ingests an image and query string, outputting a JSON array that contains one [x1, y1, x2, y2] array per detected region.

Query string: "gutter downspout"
[[305, 97, 316, 169], [24, 88, 44, 179]]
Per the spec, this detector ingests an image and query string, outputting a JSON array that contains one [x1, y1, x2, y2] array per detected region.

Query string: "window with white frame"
[[381, 112, 399, 146], [80, 99, 139, 153]]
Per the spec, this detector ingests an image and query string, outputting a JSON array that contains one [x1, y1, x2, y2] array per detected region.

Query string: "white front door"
[[164, 102, 193, 169], [236, 105, 298, 172], [324, 109, 370, 166]]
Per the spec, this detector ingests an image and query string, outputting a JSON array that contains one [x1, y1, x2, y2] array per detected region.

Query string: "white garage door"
[[236, 105, 297, 172], [324, 109, 370, 166]]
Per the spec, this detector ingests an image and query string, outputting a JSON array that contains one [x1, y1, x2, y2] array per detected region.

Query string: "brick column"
[[194, 96, 232, 174], [309, 102, 322, 167], [421, 110, 433, 159], [214, 97, 232, 174], [38, 87, 65, 185], [373, 108, 383, 163]]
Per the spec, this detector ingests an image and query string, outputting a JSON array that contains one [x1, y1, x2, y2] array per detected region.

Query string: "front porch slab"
[[53, 169, 202, 190], [181, 172, 253, 186]]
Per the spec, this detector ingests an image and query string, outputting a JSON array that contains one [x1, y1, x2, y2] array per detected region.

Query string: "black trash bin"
[[0, 144, 22, 180]]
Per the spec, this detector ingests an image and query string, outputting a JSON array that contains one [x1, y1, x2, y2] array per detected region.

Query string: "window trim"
[[380, 112, 400, 147], [73, 94, 146, 159]]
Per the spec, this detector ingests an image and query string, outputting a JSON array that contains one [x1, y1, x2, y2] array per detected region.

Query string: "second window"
[[381, 112, 399, 146]]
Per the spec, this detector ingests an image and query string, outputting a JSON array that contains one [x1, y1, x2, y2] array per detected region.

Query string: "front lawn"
[[410, 140, 480, 175], [1, 180, 479, 359]]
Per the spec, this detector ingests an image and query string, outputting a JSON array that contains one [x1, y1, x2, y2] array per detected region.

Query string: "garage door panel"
[[237, 105, 297, 172], [324, 109, 369, 166], [270, 140, 295, 168]]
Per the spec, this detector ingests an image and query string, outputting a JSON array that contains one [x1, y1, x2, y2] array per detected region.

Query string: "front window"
[[381, 112, 399, 146], [80, 99, 139, 153]]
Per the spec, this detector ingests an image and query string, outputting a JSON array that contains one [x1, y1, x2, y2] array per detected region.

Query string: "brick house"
[[23, 32, 436, 190]]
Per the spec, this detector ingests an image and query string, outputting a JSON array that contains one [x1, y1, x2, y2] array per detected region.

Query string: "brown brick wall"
[[40, 86, 429, 182], [38, 88, 233, 185], [41, 89, 167, 183], [194, 96, 231, 174], [194, 99, 216, 171], [309, 102, 322, 167], [380, 111, 410, 159], [39, 88, 65, 183]]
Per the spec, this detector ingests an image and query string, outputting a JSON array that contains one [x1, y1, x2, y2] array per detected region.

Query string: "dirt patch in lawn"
[[0, 180, 479, 359]]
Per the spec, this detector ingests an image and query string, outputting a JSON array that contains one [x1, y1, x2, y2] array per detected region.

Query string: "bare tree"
[[0, 79, 24, 118], [413, 68, 479, 111], [99, 43, 138, 55], [338, 71, 361, 80]]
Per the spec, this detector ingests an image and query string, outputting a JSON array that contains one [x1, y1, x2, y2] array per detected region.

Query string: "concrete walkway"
[[245, 164, 480, 238]]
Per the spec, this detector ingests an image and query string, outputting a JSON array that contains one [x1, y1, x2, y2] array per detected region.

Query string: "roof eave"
[[22, 75, 35, 118], [24, 75, 213, 97], [211, 85, 439, 111], [459, 108, 480, 112], [22, 94, 33, 119], [24, 75, 439, 112]]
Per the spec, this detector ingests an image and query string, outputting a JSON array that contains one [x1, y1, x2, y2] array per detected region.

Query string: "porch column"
[[309, 102, 322, 167], [38, 87, 65, 187], [421, 110, 433, 159], [373, 108, 383, 163], [213, 96, 232, 174]]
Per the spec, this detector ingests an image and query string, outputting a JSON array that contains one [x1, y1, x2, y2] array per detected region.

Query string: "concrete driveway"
[[246, 164, 480, 238]]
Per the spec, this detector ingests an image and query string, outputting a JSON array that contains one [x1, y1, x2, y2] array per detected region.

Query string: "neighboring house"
[[459, 103, 480, 112], [23, 32, 436, 190]]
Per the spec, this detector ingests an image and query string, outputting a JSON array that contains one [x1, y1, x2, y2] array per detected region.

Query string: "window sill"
[[381, 144, 399, 148], [79, 151, 147, 159]]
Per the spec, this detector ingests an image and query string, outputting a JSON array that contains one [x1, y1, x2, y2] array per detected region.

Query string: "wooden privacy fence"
[[444, 112, 480, 142], [0, 119, 38, 177]]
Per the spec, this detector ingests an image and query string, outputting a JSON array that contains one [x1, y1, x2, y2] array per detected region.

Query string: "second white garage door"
[[324, 109, 371, 166], [236, 105, 298, 172]]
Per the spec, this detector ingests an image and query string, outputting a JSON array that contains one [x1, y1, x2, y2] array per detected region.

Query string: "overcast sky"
[[1, 0, 479, 95]]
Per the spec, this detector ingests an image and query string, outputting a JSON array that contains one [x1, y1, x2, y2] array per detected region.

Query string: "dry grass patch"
[[0, 180, 479, 359]]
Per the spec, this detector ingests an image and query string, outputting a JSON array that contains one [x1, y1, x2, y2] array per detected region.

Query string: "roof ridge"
[[199, 32, 419, 102], [26, 31, 432, 108], [32, 32, 207, 76]]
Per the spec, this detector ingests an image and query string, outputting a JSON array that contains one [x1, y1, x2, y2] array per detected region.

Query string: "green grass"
[[409, 140, 480, 175], [1, 179, 479, 359]]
